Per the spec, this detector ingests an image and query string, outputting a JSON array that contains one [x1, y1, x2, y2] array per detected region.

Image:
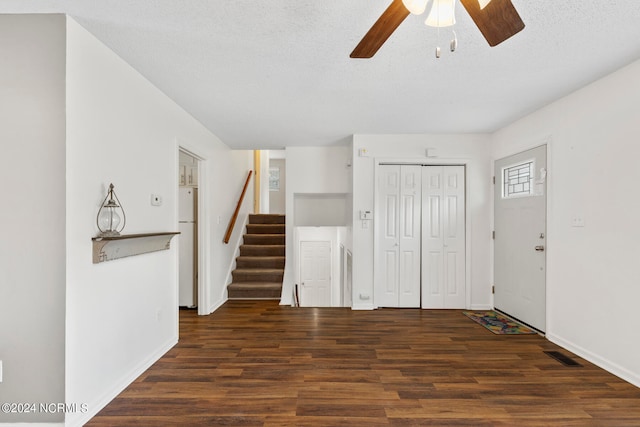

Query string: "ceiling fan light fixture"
[[425, 0, 456, 27], [402, 0, 429, 15]]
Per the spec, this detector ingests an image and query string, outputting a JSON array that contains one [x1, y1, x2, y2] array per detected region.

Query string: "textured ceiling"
[[3, 1, 640, 149]]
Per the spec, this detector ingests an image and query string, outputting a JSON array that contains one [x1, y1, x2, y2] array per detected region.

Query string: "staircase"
[[227, 214, 285, 300]]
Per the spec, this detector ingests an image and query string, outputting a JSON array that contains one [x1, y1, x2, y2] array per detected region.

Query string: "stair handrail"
[[223, 170, 253, 244]]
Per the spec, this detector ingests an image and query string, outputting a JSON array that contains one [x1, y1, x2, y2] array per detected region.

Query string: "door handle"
[[535, 246, 545, 252]]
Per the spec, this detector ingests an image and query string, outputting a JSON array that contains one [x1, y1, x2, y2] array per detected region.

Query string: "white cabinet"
[[179, 151, 198, 187], [179, 164, 198, 186]]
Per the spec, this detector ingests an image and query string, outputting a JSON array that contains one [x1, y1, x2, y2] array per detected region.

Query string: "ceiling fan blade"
[[350, 0, 410, 58], [459, 0, 525, 47]]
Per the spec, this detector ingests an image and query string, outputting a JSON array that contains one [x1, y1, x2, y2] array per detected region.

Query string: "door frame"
[[176, 141, 210, 316], [492, 135, 552, 331], [373, 157, 472, 309]]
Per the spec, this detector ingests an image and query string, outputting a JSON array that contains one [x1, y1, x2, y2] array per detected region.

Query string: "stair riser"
[[243, 235, 285, 245], [232, 272, 284, 282], [249, 214, 285, 225], [236, 257, 285, 269], [246, 224, 286, 235], [228, 289, 281, 299]]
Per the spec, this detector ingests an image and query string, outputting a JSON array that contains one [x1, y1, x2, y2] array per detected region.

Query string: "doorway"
[[494, 145, 547, 332], [374, 164, 467, 308], [178, 150, 199, 309]]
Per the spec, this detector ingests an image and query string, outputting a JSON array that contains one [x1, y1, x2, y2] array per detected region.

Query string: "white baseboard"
[[469, 304, 492, 310], [547, 332, 640, 389], [208, 297, 227, 314], [7, 424, 64, 427], [66, 337, 177, 427], [351, 304, 375, 310]]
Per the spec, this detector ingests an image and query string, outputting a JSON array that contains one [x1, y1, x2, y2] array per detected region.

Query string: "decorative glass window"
[[503, 160, 534, 198], [269, 167, 280, 191]]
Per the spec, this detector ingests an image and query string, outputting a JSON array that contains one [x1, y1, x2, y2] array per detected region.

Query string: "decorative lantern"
[[96, 183, 126, 237]]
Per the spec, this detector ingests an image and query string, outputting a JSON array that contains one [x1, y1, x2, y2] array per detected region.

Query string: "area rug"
[[462, 311, 538, 334]]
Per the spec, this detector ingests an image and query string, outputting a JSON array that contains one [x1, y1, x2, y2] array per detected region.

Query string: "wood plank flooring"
[[86, 301, 640, 426]]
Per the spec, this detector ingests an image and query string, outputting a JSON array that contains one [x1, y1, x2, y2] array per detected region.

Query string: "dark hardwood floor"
[[87, 301, 640, 426]]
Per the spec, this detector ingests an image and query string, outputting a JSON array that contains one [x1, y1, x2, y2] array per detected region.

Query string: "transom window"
[[502, 160, 534, 198]]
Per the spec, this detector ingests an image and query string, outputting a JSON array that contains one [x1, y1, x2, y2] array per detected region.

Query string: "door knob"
[[535, 246, 545, 252]]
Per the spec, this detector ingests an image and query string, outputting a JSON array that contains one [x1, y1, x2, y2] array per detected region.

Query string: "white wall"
[[65, 18, 252, 427], [0, 14, 66, 425], [492, 59, 640, 387], [351, 135, 493, 310], [281, 146, 351, 305]]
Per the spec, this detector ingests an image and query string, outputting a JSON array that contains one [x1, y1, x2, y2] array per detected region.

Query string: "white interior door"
[[494, 145, 547, 331], [300, 240, 332, 307], [375, 165, 421, 308], [422, 166, 466, 309]]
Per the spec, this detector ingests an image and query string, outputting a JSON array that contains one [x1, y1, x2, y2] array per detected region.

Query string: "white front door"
[[422, 166, 466, 309], [494, 145, 547, 331], [300, 240, 332, 307], [375, 165, 422, 308]]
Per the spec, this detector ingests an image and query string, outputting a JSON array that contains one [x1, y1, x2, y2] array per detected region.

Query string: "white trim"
[[8, 424, 64, 427], [351, 303, 376, 310], [67, 338, 176, 427], [469, 304, 493, 310], [547, 332, 640, 388], [373, 157, 472, 310], [208, 296, 227, 314]]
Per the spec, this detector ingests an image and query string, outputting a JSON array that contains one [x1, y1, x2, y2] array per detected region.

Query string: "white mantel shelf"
[[91, 232, 180, 264]]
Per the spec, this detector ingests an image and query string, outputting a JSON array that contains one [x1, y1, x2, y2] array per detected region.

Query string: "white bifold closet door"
[[376, 165, 422, 308], [422, 166, 466, 309]]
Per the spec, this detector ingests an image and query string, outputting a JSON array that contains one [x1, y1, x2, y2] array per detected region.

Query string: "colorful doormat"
[[462, 311, 538, 334]]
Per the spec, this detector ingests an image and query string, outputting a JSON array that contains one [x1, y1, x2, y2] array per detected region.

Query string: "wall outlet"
[[359, 293, 370, 300], [151, 194, 163, 206], [571, 216, 585, 227]]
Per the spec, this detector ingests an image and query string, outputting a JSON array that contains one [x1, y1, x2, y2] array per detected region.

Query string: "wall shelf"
[[91, 232, 180, 264]]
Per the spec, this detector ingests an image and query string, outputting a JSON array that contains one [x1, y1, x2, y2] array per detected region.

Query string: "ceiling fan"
[[351, 0, 525, 58]]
